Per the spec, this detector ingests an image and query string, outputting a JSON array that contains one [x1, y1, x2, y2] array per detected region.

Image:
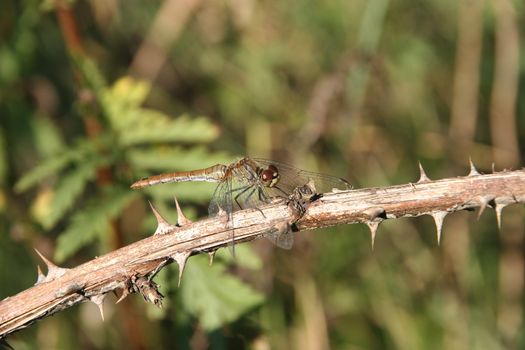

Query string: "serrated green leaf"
[[127, 146, 232, 171], [15, 153, 75, 193], [180, 255, 264, 331], [74, 56, 107, 99], [111, 77, 151, 108], [54, 189, 136, 262], [102, 77, 152, 132], [14, 138, 97, 193], [120, 114, 219, 146], [31, 115, 65, 158], [40, 158, 103, 229], [15, 154, 69, 192]]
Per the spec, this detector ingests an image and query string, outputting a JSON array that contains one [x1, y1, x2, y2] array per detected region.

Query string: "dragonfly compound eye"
[[261, 165, 280, 187]]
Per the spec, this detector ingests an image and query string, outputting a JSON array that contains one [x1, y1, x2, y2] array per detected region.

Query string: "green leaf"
[[96, 75, 218, 146], [102, 77, 152, 132], [214, 244, 263, 270], [54, 188, 136, 262], [110, 76, 151, 108], [14, 138, 96, 193], [30, 115, 65, 158], [119, 114, 219, 146], [180, 255, 264, 331], [0, 128, 6, 186], [74, 56, 108, 99], [40, 157, 104, 229], [0, 47, 19, 84], [15, 154, 68, 192]]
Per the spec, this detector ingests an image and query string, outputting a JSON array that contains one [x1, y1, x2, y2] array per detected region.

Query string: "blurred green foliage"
[[1, 0, 524, 349]]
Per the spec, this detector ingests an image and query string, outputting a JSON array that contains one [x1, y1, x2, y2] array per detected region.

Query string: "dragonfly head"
[[260, 164, 280, 187]]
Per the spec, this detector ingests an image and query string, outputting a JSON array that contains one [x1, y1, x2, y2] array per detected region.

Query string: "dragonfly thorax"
[[259, 164, 280, 187]]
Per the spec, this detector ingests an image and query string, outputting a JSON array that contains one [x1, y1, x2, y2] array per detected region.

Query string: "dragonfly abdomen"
[[186, 165, 227, 182], [130, 164, 227, 188]]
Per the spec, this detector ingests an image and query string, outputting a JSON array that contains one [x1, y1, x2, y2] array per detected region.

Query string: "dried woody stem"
[[1, 164, 525, 339]]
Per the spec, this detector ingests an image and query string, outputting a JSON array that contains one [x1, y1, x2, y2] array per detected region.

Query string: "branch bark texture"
[[1, 167, 524, 338]]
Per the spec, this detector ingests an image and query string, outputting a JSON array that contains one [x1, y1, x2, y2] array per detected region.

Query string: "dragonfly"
[[131, 157, 350, 249]]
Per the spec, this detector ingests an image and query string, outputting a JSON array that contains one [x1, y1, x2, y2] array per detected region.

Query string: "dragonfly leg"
[[241, 187, 267, 219], [229, 186, 267, 219], [272, 185, 290, 198], [231, 185, 253, 210], [257, 187, 266, 202], [248, 187, 270, 219], [228, 184, 252, 195]]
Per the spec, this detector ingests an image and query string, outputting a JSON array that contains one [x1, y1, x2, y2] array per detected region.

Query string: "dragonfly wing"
[[253, 158, 351, 194], [208, 179, 238, 255], [208, 180, 234, 217], [264, 227, 294, 250], [225, 177, 270, 211]]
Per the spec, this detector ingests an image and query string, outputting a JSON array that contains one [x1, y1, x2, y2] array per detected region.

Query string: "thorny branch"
[[1, 164, 525, 339]]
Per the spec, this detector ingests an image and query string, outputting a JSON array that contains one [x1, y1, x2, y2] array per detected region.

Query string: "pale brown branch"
[[129, 0, 202, 81], [1, 167, 525, 338], [489, 0, 520, 167], [449, 0, 483, 160]]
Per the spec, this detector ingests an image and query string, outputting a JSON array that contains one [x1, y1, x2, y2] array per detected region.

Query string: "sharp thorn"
[[468, 157, 481, 176], [90, 294, 106, 321], [34, 248, 57, 269], [366, 221, 380, 250], [172, 251, 191, 287], [35, 265, 45, 285], [495, 202, 507, 231], [477, 201, 487, 220], [98, 303, 105, 321], [149, 201, 176, 235], [115, 288, 130, 304], [417, 162, 431, 183], [34, 249, 68, 281], [174, 196, 192, 226], [148, 259, 169, 282], [431, 211, 447, 245], [476, 195, 493, 220], [208, 250, 217, 266], [149, 201, 169, 224]]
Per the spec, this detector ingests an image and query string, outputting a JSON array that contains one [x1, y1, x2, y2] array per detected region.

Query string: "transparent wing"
[[233, 181, 273, 210], [264, 228, 295, 249], [208, 179, 240, 254], [206, 159, 345, 250], [208, 176, 294, 249], [252, 158, 351, 196], [208, 180, 234, 217]]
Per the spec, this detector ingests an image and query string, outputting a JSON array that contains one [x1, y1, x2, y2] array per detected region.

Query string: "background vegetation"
[[1, 0, 524, 349]]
